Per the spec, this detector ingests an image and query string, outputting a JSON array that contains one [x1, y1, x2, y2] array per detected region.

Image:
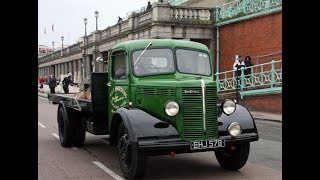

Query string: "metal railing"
[[215, 59, 282, 93], [216, 0, 282, 23]]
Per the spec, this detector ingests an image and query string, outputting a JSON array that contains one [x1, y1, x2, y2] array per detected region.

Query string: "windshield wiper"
[[134, 42, 152, 66]]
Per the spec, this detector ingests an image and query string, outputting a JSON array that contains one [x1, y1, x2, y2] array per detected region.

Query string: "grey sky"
[[38, 0, 157, 48]]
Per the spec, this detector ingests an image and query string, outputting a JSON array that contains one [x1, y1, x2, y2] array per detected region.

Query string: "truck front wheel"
[[117, 121, 147, 179], [57, 107, 72, 147], [215, 143, 250, 170]]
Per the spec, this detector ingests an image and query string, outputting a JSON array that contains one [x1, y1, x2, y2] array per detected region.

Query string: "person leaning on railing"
[[233, 56, 245, 88], [233, 55, 245, 77], [244, 56, 253, 78]]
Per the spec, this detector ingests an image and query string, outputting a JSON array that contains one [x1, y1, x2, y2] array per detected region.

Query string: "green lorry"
[[49, 39, 259, 179]]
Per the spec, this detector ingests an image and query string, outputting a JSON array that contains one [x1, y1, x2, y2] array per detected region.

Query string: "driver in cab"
[[135, 57, 156, 76]]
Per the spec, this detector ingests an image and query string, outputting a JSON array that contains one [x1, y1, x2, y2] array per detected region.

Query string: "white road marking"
[[38, 122, 46, 128], [72, 147, 78, 150], [51, 133, 59, 139], [93, 161, 124, 180]]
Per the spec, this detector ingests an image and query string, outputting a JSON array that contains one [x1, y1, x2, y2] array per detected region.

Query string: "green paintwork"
[[108, 39, 218, 141], [215, 0, 282, 27]]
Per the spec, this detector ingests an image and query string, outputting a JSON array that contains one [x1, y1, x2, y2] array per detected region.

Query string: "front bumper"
[[138, 133, 259, 155]]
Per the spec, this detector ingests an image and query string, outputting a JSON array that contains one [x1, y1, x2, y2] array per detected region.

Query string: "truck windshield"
[[132, 48, 175, 76], [176, 49, 211, 76]]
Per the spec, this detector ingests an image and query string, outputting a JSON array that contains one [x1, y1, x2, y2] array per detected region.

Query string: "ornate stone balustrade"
[[170, 7, 212, 21], [38, 2, 213, 64]]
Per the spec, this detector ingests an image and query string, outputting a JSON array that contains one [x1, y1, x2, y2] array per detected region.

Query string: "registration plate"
[[190, 139, 225, 150]]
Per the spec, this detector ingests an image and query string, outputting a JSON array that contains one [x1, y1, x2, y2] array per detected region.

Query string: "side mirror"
[[96, 57, 103, 64]]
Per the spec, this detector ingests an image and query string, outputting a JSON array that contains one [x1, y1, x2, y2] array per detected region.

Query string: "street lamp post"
[[84, 18, 88, 36], [95, 11, 99, 31], [61, 36, 64, 49], [52, 41, 55, 59]]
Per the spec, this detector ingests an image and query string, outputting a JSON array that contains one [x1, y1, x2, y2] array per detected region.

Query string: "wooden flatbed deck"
[[48, 93, 92, 112]]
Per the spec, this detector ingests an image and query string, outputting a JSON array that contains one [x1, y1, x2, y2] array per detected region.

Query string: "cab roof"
[[111, 39, 209, 52]]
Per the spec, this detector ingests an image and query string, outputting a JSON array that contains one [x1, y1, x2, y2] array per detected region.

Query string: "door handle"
[[107, 82, 111, 87]]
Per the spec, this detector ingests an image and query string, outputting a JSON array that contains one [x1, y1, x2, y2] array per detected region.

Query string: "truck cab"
[[53, 39, 259, 180]]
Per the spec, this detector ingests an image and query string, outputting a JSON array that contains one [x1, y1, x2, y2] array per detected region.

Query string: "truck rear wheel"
[[57, 107, 72, 147], [215, 143, 250, 170], [117, 121, 147, 179]]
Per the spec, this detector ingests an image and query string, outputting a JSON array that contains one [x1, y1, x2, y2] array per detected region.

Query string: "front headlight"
[[221, 99, 236, 115], [228, 122, 242, 137], [165, 101, 179, 116]]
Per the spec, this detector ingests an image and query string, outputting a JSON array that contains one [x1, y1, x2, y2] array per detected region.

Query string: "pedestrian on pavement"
[[244, 55, 254, 78], [62, 73, 74, 93], [39, 76, 45, 89], [48, 75, 57, 94]]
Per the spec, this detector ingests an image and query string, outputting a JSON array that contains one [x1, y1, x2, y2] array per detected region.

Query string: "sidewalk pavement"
[[38, 85, 281, 122]]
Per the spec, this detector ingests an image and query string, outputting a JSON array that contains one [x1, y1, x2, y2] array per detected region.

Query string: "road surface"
[[38, 96, 282, 179]]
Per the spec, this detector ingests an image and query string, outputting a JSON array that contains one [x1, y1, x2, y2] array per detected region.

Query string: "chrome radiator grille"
[[181, 87, 218, 140]]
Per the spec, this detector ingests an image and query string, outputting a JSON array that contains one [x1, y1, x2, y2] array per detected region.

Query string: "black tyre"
[[117, 121, 147, 180], [72, 115, 86, 147], [57, 107, 72, 147], [215, 143, 250, 170]]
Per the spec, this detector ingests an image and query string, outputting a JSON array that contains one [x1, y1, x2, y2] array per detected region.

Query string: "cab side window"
[[112, 51, 127, 80]]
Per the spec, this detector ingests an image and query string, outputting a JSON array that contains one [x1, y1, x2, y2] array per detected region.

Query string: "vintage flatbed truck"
[[48, 39, 259, 180]]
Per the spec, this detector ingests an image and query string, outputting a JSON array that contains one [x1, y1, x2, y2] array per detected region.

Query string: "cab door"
[[108, 49, 130, 128]]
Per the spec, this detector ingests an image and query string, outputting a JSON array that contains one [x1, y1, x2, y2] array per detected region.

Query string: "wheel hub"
[[119, 134, 130, 162]]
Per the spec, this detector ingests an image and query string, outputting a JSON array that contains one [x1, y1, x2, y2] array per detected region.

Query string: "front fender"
[[218, 104, 258, 135], [114, 108, 179, 142]]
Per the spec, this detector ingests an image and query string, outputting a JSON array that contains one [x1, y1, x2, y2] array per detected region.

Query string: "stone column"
[[64, 63, 67, 74], [65, 63, 68, 74], [68, 61, 72, 76], [84, 55, 91, 79], [62, 63, 65, 75], [73, 60, 77, 83], [57, 64, 61, 79], [77, 59, 82, 83], [93, 52, 98, 72], [81, 59, 84, 82], [91, 55, 96, 73], [55, 65, 57, 77], [97, 52, 104, 72]]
